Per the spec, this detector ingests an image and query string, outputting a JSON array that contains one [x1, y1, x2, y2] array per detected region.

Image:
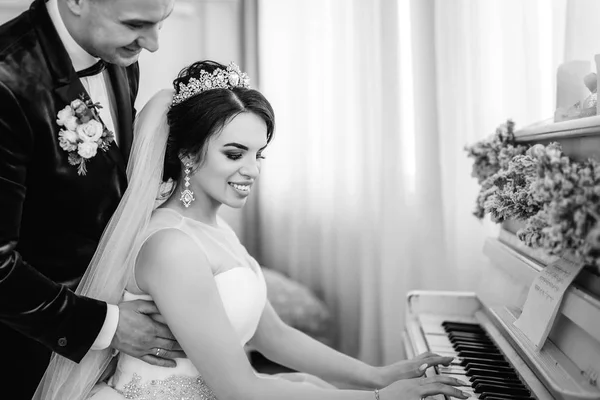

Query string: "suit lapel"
[[31, 0, 90, 104], [53, 77, 88, 109], [31, 0, 129, 178]]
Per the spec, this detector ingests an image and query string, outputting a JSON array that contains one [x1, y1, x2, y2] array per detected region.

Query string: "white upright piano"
[[403, 117, 600, 400]]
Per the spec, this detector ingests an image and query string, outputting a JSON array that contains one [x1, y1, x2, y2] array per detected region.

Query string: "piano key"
[[442, 321, 487, 333], [442, 321, 483, 328], [450, 339, 497, 349], [424, 320, 541, 400], [454, 344, 502, 353], [448, 331, 490, 339], [451, 337, 495, 346], [429, 345, 455, 351], [465, 368, 519, 380], [470, 377, 524, 387], [458, 351, 506, 361], [479, 396, 534, 400], [451, 338, 497, 347], [460, 358, 511, 368], [477, 391, 532, 399], [433, 350, 461, 357], [464, 363, 516, 373], [419, 317, 448, 334], [473, 383, 530, 396], [425, 334, 455, 347], [438, 366, 468, 375], [439, 373, 472, 383], [473, 380, 529, 391], [478, 392, 532, 400]]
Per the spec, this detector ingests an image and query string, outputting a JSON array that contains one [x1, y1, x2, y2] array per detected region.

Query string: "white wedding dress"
[[91, 208, 334, 400]]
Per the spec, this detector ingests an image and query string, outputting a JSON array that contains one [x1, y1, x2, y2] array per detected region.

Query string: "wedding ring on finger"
[[155, 348, 163, 357]]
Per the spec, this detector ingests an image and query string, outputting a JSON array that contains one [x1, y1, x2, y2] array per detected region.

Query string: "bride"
[[34, 60, 469, 400]]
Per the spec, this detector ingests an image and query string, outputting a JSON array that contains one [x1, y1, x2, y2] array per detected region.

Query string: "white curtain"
[[253, 0, 576, 365]]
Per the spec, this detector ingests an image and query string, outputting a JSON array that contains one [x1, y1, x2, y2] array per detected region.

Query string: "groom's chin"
[[106, 49, 143, 67]]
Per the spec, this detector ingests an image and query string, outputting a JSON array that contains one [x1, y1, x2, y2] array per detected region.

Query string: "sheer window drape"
[[253, 0, 572, 365]]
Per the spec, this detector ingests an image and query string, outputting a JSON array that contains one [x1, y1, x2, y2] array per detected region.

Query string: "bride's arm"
[[247, 301, 382, 389], [135, 229, 376, 400]]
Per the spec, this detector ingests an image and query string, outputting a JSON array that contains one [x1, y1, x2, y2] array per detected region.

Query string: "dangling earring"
[[180, 162, 195, 208]]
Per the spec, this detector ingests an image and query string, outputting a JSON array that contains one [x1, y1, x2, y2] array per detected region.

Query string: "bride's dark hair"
[[163, 60, 275, 182]]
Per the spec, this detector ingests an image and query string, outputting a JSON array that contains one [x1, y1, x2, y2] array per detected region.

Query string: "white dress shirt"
[[47, 0, 119, 351]]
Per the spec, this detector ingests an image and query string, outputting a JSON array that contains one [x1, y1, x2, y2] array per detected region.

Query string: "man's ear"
[[63, 0, 86, 17]]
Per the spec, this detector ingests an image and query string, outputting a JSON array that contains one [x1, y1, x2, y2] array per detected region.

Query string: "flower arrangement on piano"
[[466, 120, 600, 270]]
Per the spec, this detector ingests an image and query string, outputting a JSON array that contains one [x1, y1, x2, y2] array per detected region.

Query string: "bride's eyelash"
[[225, 153, 242, 160], [225, 152, 266, 160]]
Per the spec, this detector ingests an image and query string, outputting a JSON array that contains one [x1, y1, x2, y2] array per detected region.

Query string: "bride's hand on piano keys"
[[374, 351, 454, 385], [379, 375, 471, 400]]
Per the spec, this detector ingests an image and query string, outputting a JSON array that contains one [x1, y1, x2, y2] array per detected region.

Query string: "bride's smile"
[[187, 111, 268, 210]]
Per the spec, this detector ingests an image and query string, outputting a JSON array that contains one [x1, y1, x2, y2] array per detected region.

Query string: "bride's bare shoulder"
[[138, 227, 198, 264]]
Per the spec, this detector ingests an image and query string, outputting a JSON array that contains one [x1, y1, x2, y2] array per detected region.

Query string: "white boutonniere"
[[56, 95, 115, 175]]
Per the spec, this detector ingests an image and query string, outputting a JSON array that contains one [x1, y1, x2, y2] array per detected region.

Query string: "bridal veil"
[[33, 88, 174, 400]]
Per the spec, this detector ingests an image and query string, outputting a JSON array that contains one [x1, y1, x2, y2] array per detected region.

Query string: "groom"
[[0, 0, 181, 398]]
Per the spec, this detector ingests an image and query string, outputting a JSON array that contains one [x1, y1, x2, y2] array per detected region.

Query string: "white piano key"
[[429, 346, 456, 354], [438, 366, 467, 375], [419, 314, 449, 334], [431, 350, 458, 357], [425, 333, 454, 348], [436, 373, 472, 386]]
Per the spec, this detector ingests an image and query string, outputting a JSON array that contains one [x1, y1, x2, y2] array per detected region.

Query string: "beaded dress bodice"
[[108, 208, 267, 400]]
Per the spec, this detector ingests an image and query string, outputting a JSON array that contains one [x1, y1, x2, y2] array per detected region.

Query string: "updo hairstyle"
[[163, 60, 275, 182]]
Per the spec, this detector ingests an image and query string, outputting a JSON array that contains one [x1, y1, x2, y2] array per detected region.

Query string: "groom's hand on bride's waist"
[[110, 299, 187, 367]]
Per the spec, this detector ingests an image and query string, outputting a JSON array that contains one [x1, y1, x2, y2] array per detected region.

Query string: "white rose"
[[56, 106, 74, 126], [59, 128, 79, 143], [77, 141, 98, 159], [63, 115, 79, 131], [58, 129, 78, 152], [70, 99, 85, 110], [77, 120, 104, 142]]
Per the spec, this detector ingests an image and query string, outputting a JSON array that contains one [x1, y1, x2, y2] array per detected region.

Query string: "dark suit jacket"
[[0, 0, 138, 396]]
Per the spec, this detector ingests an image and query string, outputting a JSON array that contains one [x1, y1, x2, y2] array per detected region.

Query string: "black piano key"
[[452, 340, 497, 348], [442, 321, 483, 329], [465, 363, 517, 373], [449, 333, 493, 341], [479, 392, 533, 400], [466, 368, 519, 380], [474, 383, 530, 396], [442, 322, 487, 334], [469, 374, 520, 382], [454, 344, 502, 353], [460, 358, 511, 368], [451, 337, 495, 346], [449, 331, 490, 339], [452, 338, 497, 347], [459, 351, 506, 361], [440, 321, 534, 400], [471, 377, 524, 387], [480, 396, 534, 400], [473, 380, 528, 390]]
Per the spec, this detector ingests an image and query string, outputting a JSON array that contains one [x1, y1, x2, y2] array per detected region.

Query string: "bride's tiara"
[[171, 62, 251, 106]]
